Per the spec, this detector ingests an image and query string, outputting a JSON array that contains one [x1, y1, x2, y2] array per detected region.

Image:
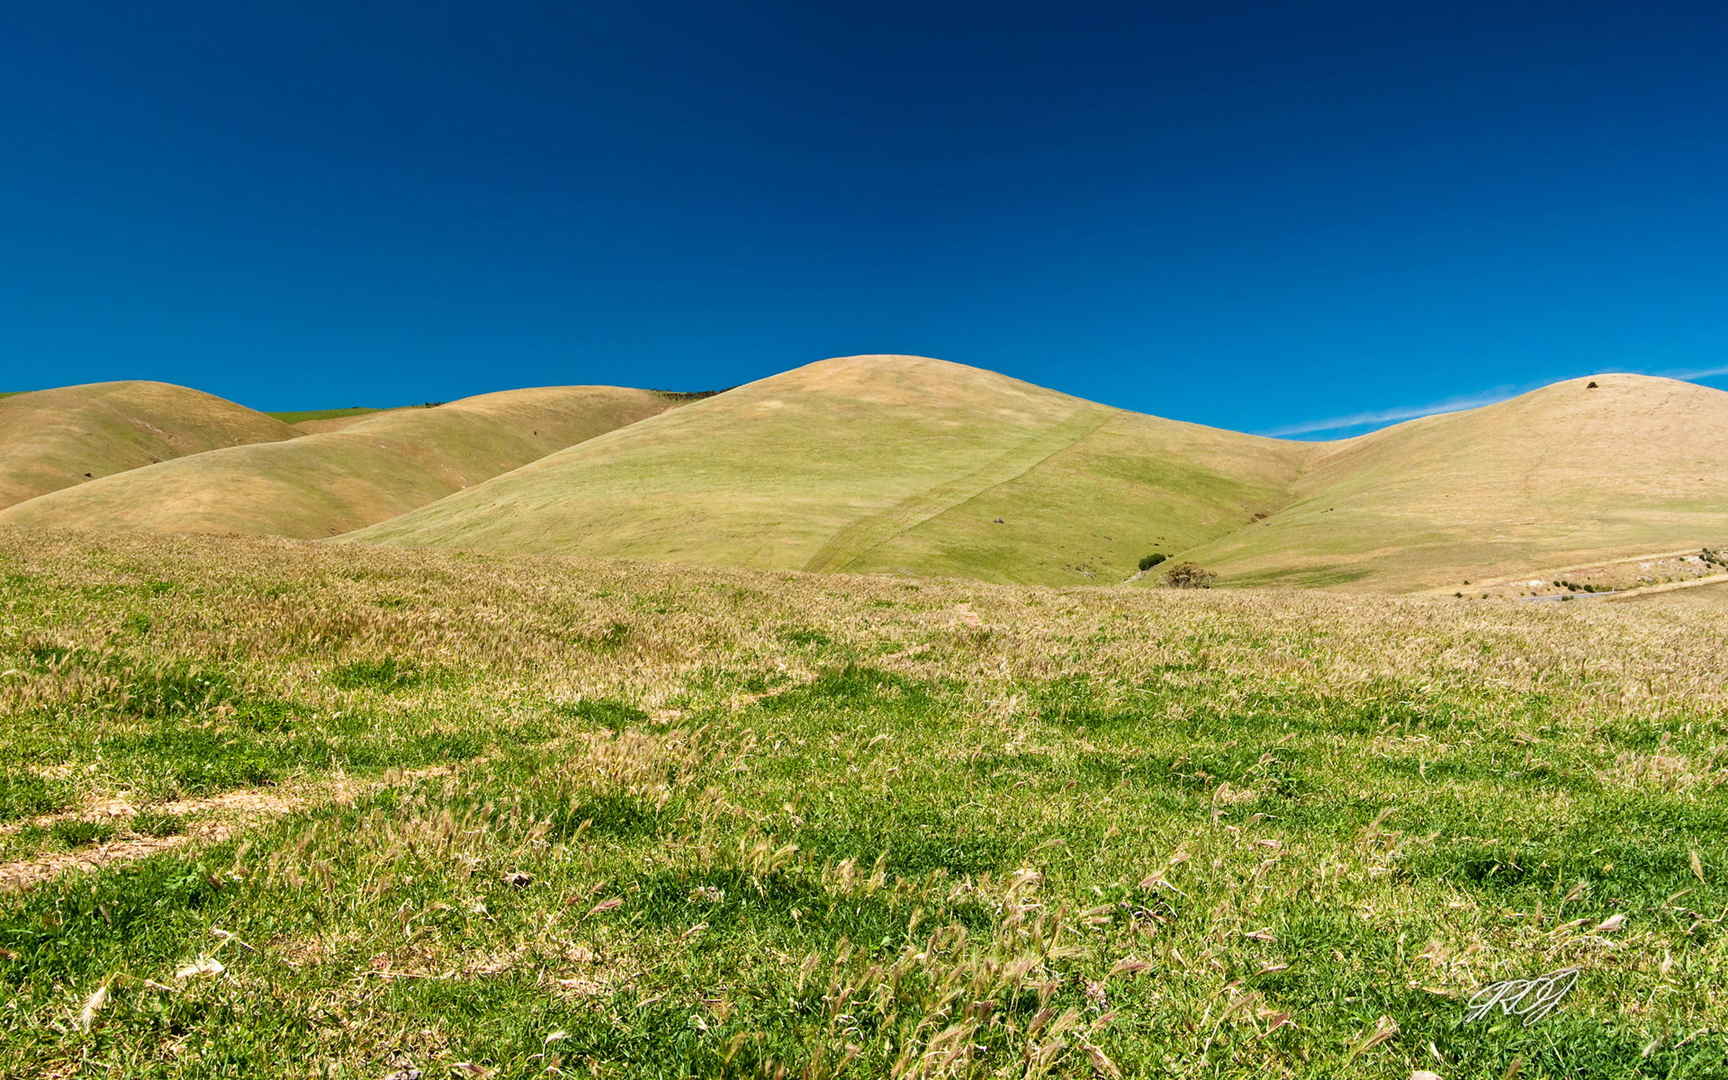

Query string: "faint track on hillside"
[[803, 407, 1112, 573], [1602, 572, 1728, 602]]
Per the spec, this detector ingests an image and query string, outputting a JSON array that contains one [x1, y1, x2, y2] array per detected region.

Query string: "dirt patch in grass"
[[0, 765, 457, 892]]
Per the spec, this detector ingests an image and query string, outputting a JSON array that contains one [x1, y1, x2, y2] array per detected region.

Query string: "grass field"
[[2, 529, 1725, 1078]]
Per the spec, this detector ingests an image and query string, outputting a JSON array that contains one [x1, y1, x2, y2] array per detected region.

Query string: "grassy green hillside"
[[264, 406, 383, 425], [0, 387, 673, 539], [344, 355, 1315, 585], [2, 529, 1724, 1077], [0, 381, 295, 512], [1173, 374, 1728, 590]]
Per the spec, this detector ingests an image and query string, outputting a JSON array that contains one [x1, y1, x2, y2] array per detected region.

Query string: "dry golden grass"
[[1182, 374, 1728, 589], [0, 386, 673, 538], [0, 381, 293, 511]]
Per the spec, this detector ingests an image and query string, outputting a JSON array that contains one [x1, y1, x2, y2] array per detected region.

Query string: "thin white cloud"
[[1260, 389, 1516, 438], [1660, 362, 1728, 381], [1263, 361, 1728, 438]]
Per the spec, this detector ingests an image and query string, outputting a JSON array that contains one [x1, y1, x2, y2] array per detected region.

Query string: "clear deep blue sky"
[[4, 1, 1725, 437]]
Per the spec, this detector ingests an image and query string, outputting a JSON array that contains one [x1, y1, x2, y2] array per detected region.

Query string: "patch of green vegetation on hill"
[[1, 530, 1724, 1077], [264, 406, 383, 424]]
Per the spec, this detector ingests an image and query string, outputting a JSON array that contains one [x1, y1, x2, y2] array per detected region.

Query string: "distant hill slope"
[[1172, 374, 1728, 589], [11, 363, 1722, 592], [342, 355, 1314, 584], [264, 406, 392, 433], [0, 381, 294, 511], [0, 387, 672, 538]]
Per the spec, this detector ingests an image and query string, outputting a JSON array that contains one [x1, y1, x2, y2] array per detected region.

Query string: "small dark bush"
[[551, 698, 647, 731], [1137, 553, 1168, 572], [329, 658, 431, 692], [52, 819, 117, 848], [131, 810, 185, 837], [1164, 563, 1217, 589]]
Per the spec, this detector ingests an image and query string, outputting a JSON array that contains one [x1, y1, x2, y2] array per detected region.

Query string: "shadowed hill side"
[[1174, 374, 1728, 590], [341, 355, 1315, 585], [0, 386, 673, 538], [0, 381, 295, 511]]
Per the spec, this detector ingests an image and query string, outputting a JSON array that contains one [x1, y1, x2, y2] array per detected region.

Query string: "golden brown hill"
[[0, 387, 672, 538], [1176, 374, 1728, 589], [0, 381, 294, 511], [341, 355, 1313, 584]]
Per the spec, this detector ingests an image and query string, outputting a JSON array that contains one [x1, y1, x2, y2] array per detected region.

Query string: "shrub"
[[329, 658, 431, 692], [132, 810, 185, 837], [1163, 563, 1217, 589], [51, 819, 116, 848], [551, 697, 647, 731], [1137, 553, 1168, 572]]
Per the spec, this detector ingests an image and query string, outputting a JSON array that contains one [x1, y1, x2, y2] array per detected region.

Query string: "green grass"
[[0, 530, 1725, 1077], [264, 406, 383, 424]]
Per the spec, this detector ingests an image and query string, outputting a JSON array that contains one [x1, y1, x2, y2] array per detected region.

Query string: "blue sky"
[[2, 1, 1725, 438]]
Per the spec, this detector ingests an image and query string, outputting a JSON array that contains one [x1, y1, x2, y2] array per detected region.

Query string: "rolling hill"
[[345, 361, 1727, 590], [0, 386, 673, 538], [6, 361, 1721, 591], [341, 355, 1315, 583], [1176, 373, 1728, 590], [0, 381, 294, 511]]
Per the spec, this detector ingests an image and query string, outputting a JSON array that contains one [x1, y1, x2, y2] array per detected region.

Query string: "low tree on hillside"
[[1164, 563, 1217, 589], [1138, 552, 1167, 572]]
